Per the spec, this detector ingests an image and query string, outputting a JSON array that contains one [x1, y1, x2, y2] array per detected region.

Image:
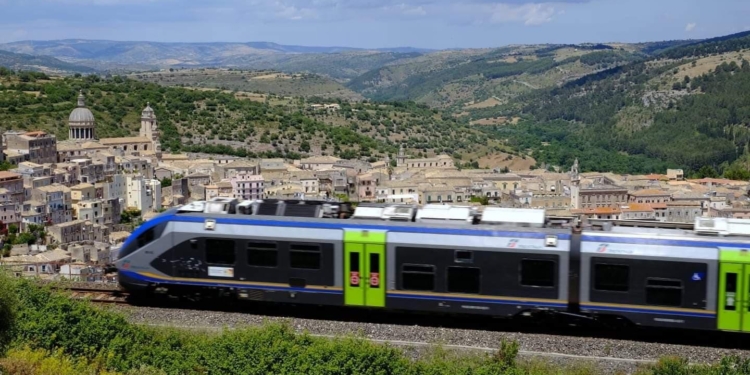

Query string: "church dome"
[[69, 107, 95, 123], [69, 91, 95, 123]]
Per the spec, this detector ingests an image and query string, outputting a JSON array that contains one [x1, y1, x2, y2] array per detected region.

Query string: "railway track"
[[63, 287, 130, 304]]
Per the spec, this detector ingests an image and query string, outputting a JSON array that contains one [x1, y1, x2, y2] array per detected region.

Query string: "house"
[[230, 174, 264, 200], [299, 155, 341, 171], [0, 171, 25, 204], [4, 131, 57, 164], [628, 189, 671, 204]]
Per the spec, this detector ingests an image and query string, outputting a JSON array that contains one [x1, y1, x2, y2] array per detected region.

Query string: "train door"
[[717, 259, 750, 332], [344, 229, 386, 307]]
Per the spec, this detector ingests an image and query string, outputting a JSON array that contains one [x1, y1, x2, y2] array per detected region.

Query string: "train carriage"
[[114, 198, 750, 333]]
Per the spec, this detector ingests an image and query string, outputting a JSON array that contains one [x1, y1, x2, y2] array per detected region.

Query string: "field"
[[470, 116, 520, 126], [130, 69, 364, 100], [477, 152, 536, 171]]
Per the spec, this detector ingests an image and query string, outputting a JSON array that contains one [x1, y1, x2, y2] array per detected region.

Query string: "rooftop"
[[99, 137, 151, 145]]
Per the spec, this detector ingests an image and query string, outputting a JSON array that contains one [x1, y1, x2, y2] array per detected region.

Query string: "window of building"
[[205, 239, 235, 265], [447, 267, 480, 294], [401, 264, 435, 291], [645, 278, 682, 307], [247, 242, 278, 267], [593, 264, 629, 292], [290, 244, 321, 269], [520, 259, 555, 287]]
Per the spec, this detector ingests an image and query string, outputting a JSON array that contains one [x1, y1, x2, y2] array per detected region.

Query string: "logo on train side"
[[508, 239, 519, 248], [597, 244, 608, 253]]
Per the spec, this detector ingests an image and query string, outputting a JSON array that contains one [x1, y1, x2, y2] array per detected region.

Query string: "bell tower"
[[140, 102, 162, 158], [570, 158, 581, 209], [396, 144, 406, 167]]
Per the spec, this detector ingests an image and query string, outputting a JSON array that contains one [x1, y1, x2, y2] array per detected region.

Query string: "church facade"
[[57, 92, 162, 163]]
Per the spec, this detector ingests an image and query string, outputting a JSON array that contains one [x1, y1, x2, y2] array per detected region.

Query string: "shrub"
[[0, 272, 18, 355], [5, 278, 750, 375]]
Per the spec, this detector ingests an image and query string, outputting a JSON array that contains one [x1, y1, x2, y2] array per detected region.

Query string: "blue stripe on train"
[[388, 293, 568, 309], [580, 304, 715, 318], [582, 235, 750, 249], [119, 270, 343, 295], [127, 213, 570, 242]]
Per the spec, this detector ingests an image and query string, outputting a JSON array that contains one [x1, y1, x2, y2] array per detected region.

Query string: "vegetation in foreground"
[[1, 275, 750, 374]]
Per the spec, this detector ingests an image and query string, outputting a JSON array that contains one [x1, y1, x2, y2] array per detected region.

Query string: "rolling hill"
[[129, 69, 365, 101], [0, 40, 430, 80], [469, 31, 750, 176], [345, 42, 686, 109], [0, 50, 96, 74], [0, 72, 531, 171]]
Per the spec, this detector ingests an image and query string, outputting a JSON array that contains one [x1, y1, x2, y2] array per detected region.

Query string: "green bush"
[[0, 272, 18, 355], [4, 278, 750, 375]]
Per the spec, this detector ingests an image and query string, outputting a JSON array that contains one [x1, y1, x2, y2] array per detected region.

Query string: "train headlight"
[[205, 219, 216, 231], [545, 235, 558, 247]]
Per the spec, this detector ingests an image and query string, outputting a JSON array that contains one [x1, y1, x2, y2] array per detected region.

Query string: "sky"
[[0, 0, 748, 49]]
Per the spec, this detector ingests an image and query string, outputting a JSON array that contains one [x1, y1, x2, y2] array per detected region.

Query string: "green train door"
[[344, 230, 386, 307], [718, 249, 750, 332]]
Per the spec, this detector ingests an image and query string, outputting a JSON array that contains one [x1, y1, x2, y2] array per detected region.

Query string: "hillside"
[[128, 69, 365, 100], [0, 72, 531, 170], [0, 50, 96, 74], [469, 31, 750, 175], [346, 43, 655, 108]]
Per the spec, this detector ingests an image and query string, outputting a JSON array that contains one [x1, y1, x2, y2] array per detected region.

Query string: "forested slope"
[[347, 44, 647, 108], [466, 31, 750, 175], [0, 71, 507, 164]]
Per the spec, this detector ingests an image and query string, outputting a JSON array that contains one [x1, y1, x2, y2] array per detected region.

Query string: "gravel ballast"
[[108, 305, 750, 374]]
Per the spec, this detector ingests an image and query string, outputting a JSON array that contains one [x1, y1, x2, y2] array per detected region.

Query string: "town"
[[1, 92, 750, 280]]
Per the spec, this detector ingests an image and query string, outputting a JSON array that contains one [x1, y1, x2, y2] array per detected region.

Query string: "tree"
[[160, 177, 173, 187], [120, 209, 142, 224]]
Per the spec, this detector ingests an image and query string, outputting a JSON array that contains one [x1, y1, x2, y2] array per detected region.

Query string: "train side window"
[[455, 250, 473, 263], [290, 244, 321, 270], [645, 278, 682, 307], [593, 264, 629, 292], [520, 259, 555, 287], [447, 266, 481, 294], [247, 242, 278, 267], [205, 239, 236, 265], [136, 228, 155, 247], [401, 264, 435, 291]]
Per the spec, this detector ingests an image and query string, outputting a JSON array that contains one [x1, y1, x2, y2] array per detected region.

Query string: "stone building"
[[5, 131, 57, 164], [230, 174, 265, 201], [0, 171, 25, 204]]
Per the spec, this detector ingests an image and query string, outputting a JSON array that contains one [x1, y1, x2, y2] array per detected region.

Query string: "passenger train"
[[114, 197, 750, 333]]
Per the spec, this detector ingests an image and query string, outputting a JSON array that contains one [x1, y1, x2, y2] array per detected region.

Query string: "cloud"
[[381, 3, 427, 16], [489, 3, 558, 26], [685, 22, 696, 32]]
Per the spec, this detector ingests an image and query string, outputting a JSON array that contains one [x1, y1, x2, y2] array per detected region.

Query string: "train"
[[114, 197, 750, 333]]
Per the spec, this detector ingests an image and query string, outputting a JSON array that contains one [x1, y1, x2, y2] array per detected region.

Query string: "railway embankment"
[[2, 275, 750, 375]]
